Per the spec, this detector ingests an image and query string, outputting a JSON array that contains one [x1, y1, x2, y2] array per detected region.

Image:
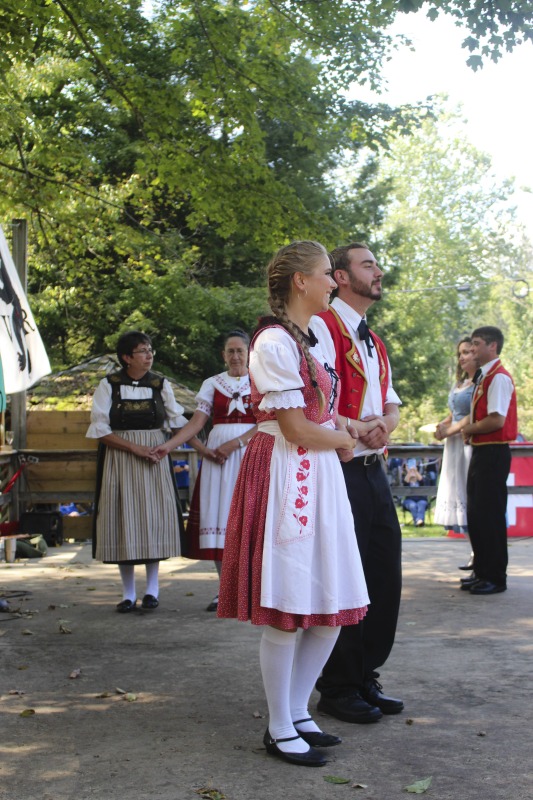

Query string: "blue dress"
[[434, 382, 475, 529]]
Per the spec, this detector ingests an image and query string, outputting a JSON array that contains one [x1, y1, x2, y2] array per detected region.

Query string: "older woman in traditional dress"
[[180, 330, 257, 611], [87, 331, 196, 613]]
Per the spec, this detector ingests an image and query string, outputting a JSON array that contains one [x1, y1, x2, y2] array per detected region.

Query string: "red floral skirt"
[[217, 433, 367, 631]]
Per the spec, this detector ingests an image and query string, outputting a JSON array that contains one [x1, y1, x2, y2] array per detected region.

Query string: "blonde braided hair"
[[266, 240, 327, 414]]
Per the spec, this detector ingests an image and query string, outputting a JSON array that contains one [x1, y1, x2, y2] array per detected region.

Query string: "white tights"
[[118, 562, 159, 602], [260, 625, 340, 753]]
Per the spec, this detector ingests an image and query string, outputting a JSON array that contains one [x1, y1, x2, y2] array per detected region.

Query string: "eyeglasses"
[[132, 348, 155, 356]]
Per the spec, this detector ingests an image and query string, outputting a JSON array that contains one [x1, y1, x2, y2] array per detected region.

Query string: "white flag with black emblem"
[[0, 224, 51, 393]]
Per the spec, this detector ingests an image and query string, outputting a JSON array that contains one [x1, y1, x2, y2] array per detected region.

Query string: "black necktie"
[[473, 368, 482, 385], [357, 319, 374, 358]]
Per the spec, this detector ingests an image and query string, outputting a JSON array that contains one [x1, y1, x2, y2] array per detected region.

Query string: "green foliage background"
[[1, 1, 532, 434]]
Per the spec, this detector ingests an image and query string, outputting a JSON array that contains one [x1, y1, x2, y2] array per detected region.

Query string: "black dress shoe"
[[263, 729, 326, 767], [293, 718, 341, 747], [317, 693, 382, 724], [141, 594, 159, 609], [458, 557, 474, 571], [360, 678, 404, 714], [469, 581, 506, 595], [460, 574, 479, 590], [116, 599, 137, 613]]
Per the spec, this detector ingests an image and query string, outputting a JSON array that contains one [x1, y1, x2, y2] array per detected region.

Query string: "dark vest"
[[107, 370, 167, 430]]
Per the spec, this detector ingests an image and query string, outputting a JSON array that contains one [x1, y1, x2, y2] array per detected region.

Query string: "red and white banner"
[[0, 223, 50, 394], [507, 449, 533, 537]]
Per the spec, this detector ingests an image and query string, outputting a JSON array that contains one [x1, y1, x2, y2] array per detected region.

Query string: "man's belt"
[[353, 453, 380, 466]]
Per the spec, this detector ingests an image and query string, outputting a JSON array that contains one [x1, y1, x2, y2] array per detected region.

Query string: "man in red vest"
[[460, 326, 517, 595], [311, 242, 403, 724]]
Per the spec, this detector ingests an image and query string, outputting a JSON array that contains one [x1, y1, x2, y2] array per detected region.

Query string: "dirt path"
[[1, 537, 532, 800]]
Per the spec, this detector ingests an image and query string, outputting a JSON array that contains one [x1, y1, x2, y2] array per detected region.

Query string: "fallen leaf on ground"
[[324, 775, 350, 784], [195, 789, 225, 800], [252, 710, 264, 718], [123, 693, 137, 702], [185, 592, 194, 596], [115, 687, 127, 695], [69, 668, 82, 679], [9, 689, 25, 695], [17, 665, 29, 670], [59, 624, 72, 634], [0, 630, 7, 636], [352, 784, 368, 789], [20, 708, 36, 717], [404, 777, 433, 793], [95, 691, 113, 698], [477, 731, 486, 737], [21, 629, 33, 635], [405, 718, 414, 725], [86, 587, 96, 591]]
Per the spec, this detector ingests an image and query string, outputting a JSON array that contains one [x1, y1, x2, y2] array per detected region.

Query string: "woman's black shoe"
[[116, 599, 137, 613], [141, 594, 159, 609], [293, 717, 341, 747], [263, 729, 326, 767]]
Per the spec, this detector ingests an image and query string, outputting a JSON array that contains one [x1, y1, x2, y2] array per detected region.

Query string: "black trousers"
[[317, 457, 402, 697], [467, 444, 511, 586]]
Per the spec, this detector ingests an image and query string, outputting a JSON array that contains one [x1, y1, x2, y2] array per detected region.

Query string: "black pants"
[[467, 444, 511, 586], [317, 457, 402, 697]]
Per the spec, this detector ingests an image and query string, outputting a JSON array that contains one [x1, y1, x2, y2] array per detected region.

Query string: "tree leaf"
[[405, 776, 433, 793], [20, 708, 36, 717], [69, 668, 82, 679], [324, 775, 351, 784]]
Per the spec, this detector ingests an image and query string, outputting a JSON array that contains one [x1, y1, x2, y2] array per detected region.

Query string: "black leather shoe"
[[460, 575, 480, 590], [263, 729, 327, 766], [469, 581, 506, 595], [293, 718, 341, 747], [141, 594, 159, 609], [458, 557, 474, 571], [116, 599, 137, 613], [460, 571, 477, 584], [360, 678, 404, 714], [317, 693, 382, 724]]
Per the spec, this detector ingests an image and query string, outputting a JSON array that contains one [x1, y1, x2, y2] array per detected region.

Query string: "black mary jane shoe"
[[116, 599, 137, 614], [459, 557, 475, 571], [205, 595, 219, 612], [293, 717, 341, 747], [263, 729, 327, 767], [141, 594, 159, 609]]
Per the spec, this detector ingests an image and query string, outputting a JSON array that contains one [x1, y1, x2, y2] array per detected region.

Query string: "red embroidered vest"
[[212, 388, 255, 425], [317, 307, 389, 419], [471, 360, 517, 445]]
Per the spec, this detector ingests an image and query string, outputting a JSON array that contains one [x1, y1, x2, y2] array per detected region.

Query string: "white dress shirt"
[[311, 297, 400, 457]]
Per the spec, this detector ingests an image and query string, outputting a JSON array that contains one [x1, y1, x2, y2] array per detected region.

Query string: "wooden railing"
[[2, 421, 532, 541]]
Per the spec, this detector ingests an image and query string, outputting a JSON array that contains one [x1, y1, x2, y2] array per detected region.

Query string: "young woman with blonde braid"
[[218, 241, 379, 767]]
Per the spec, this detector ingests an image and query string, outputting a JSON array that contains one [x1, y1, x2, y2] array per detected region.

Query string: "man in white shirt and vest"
[[311, 242, 404, 723], [460, 326, 517, 595]]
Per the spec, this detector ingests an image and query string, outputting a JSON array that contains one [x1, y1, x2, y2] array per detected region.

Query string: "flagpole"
[[10, 219, 28, 453]]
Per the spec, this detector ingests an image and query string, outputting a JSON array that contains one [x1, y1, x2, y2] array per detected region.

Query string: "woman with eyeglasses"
[[87, 330, 197, 613], [151, 329, 258, 612]]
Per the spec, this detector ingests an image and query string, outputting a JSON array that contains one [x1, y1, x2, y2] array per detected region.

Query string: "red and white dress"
[[185, 371, 256, 560], [218, 325, 369, 630]]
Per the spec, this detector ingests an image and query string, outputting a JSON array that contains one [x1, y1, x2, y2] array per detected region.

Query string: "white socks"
[[118, 565, 136, 602], [260, 625, 341, 753], [290, 626, 340, 734], [118, 563, 160, 602], [145, 562, 159, 599]]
